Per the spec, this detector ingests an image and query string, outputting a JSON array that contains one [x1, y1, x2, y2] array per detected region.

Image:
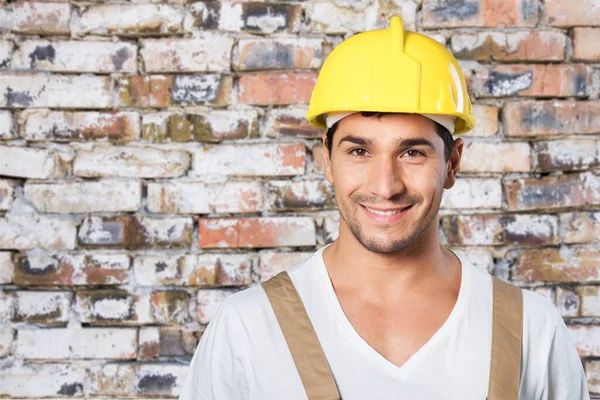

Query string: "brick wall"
[[0, 0, 599, 397]]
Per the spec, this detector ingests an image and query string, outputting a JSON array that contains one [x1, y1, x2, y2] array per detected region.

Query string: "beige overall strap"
[[488, 277, 523, 400], [263, 271, 341, 400]]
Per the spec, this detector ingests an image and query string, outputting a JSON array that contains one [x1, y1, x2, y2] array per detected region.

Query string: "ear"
[[444, 138, 463, 189], [322, 132, 334, 184]]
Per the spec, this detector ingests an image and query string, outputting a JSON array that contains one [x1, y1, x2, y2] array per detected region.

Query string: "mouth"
[[361, 204, 414, 223]]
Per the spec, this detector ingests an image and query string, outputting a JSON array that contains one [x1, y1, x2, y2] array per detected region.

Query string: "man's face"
[[324, 113, 462, 254]]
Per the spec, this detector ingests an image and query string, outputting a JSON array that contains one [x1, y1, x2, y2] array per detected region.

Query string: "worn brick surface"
[[451, 30, 566, 61], [14, 291, 71, 325], [440, 178, 502, 209], [573, 28, 600, 61], [578, 286, 600, 317], [192, 143, 306, 177], [12, 41, 137, 73], [239, 72, 317, 105], [220, 2, 303, 33], [0, 326, 13, 357], [72, 4, 183, 36], [142, 36, 233, 72], [423, 0, 538, 28], [0, 179, 16, 211], [0, 74, 113, 108], [514, 247, 600, 283], [0, 111, 15, 139], [258, 251, 313, 281], [73, 146, 190, 178], [460, 141, 531, 173], [195, 288, 236, 324], [441, 214, 557, 246], [504, 172, 600, 211], [0, 251, 14, 284], [503, 101, 600, 137], [76, 290, 142, 325], [588, 360, 600, 394], [236, 38, 324, 71], [265, 107, 322, 139], [0, 216, 77, 250], [199, 217, 316, 248], [532, 139, 599, 172], [0, 146, 62, 179], [569, 325, 600, 357], [473, 64, 589, 98], [21, 110, 140, 142], [142, 109, 258, 143], [0, 364, 86, 397], [267, 180, 334, 211], [559, 212, 600, 244], [545, 0, 600, 27], [147, 180, 262, 214], [0, 2, 71, 34]]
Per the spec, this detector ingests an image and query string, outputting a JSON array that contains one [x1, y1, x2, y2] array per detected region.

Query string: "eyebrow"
[[337, 135, 437, 150]]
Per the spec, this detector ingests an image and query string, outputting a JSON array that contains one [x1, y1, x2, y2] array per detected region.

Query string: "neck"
[[322, 217, 459, 300]]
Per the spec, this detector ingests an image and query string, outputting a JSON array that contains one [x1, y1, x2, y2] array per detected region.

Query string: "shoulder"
[[521, 288, 563, 333]]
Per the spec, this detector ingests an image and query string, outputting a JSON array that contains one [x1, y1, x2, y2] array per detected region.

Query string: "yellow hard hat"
[[306, 16, 474, 135]]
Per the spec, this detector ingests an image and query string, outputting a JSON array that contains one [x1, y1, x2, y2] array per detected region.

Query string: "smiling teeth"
[[366, 207, 403, 216]]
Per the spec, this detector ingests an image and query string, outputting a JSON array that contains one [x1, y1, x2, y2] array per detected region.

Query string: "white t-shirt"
[[179, 247, 590, 400]]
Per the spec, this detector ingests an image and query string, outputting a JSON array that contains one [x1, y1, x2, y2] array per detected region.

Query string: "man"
[[180, 16, 589, 399]]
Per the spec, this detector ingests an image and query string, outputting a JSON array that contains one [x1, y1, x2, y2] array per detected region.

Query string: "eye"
[[349, 148, 369, 157], [403, 149, 424, 158]]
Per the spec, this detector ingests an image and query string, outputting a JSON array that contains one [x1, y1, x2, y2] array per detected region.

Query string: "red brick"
[[78, 216, 193, 249], [463, 105, 498, 137], [559, 212, 600, 244], [423, 0, 538, 28], [533, 139, 599, 172], [199, 217, 316, 248], [568, 325, 600, 357], [504, 172, 600, 211], [503, 101, 600, 137], [473, 64, 589, 98], [235, 38, 324, 71], [573, 28, 600, 61], [239, 72, 317, 105], [21, 110, 140, 142], [311, 143, 327, 174], [514, 247, 600, 283], [192, 143, 306, 177], [266, 180, 335, 211], [461, 141, 531, 173], [265, 107, 322, 139], [181, 254, 254, 287], [441, 214, 557, 246], [545, 0, 600, 27], [0, 2, 71, 34], [451, 31, 566, 61], [14, 253, 130, 286]]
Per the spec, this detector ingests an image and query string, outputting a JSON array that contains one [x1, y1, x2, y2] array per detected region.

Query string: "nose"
[[366, 155, 406, 200]]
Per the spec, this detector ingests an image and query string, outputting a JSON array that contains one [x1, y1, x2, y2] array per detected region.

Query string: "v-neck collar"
[[313, 246, 472, 378]]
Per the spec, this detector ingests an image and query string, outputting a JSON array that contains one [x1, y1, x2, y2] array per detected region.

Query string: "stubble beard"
[[337, 189, 443, 254]]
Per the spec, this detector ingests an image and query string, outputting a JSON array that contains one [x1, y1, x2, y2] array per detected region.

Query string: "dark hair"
[[325, 112, 454, 161]]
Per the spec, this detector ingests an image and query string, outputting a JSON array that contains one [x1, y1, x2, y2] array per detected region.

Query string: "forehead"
[[335, 113, 438, 140]]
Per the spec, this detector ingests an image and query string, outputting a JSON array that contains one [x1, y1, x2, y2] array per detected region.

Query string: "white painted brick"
[[0, 146, 60, 179], [452, 248, 494, 272], [578, 286, 600, 317], [72, 4, 183, 36], [0, 2, 71, 34], [258, 251, 313, 281], [12, 40, 137, 73], [0, 292, 14, 321], [192, 143, 306, 177], [183, 253, 254, 286], [461, 141, 531, 173], [0, 110, 14, 138], [568, 325, 600, 357], [441, 178, 502, 209], [16, 327, 137, 359], [15, 291, 72, 323], [73, 146, 189, 178], [51, 253, 130, 285], [142, 35, 233, 72], [0, 326, 13, 357], [21, 110, 140, 142], [134, 254, 184, 286], [0, 74, 113, 108], [0, 40, 15, 70], [147, 181, 262, 213], [305, 0, 417, 33], [196, 289, 236, 324], [0, 364, 86, 397], [139, 327, 160, 350], [24, 179, 141, 213], [323, 213, 340, 244], [0, 251, 13, 284], [586, 360, 600, 394], [88, 363, 137, 396], [0, 215, 76, 250], [533, 139, 599, 171], [556, 287, 580, 317], [139, 217, 193, 246], [0, 179, 16, 211]]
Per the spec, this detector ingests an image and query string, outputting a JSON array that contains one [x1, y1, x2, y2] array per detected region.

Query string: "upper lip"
[[362, 205, 413, 211]]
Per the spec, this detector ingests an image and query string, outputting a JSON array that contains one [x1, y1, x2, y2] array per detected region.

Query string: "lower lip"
[[361, 205, 413, 223]]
